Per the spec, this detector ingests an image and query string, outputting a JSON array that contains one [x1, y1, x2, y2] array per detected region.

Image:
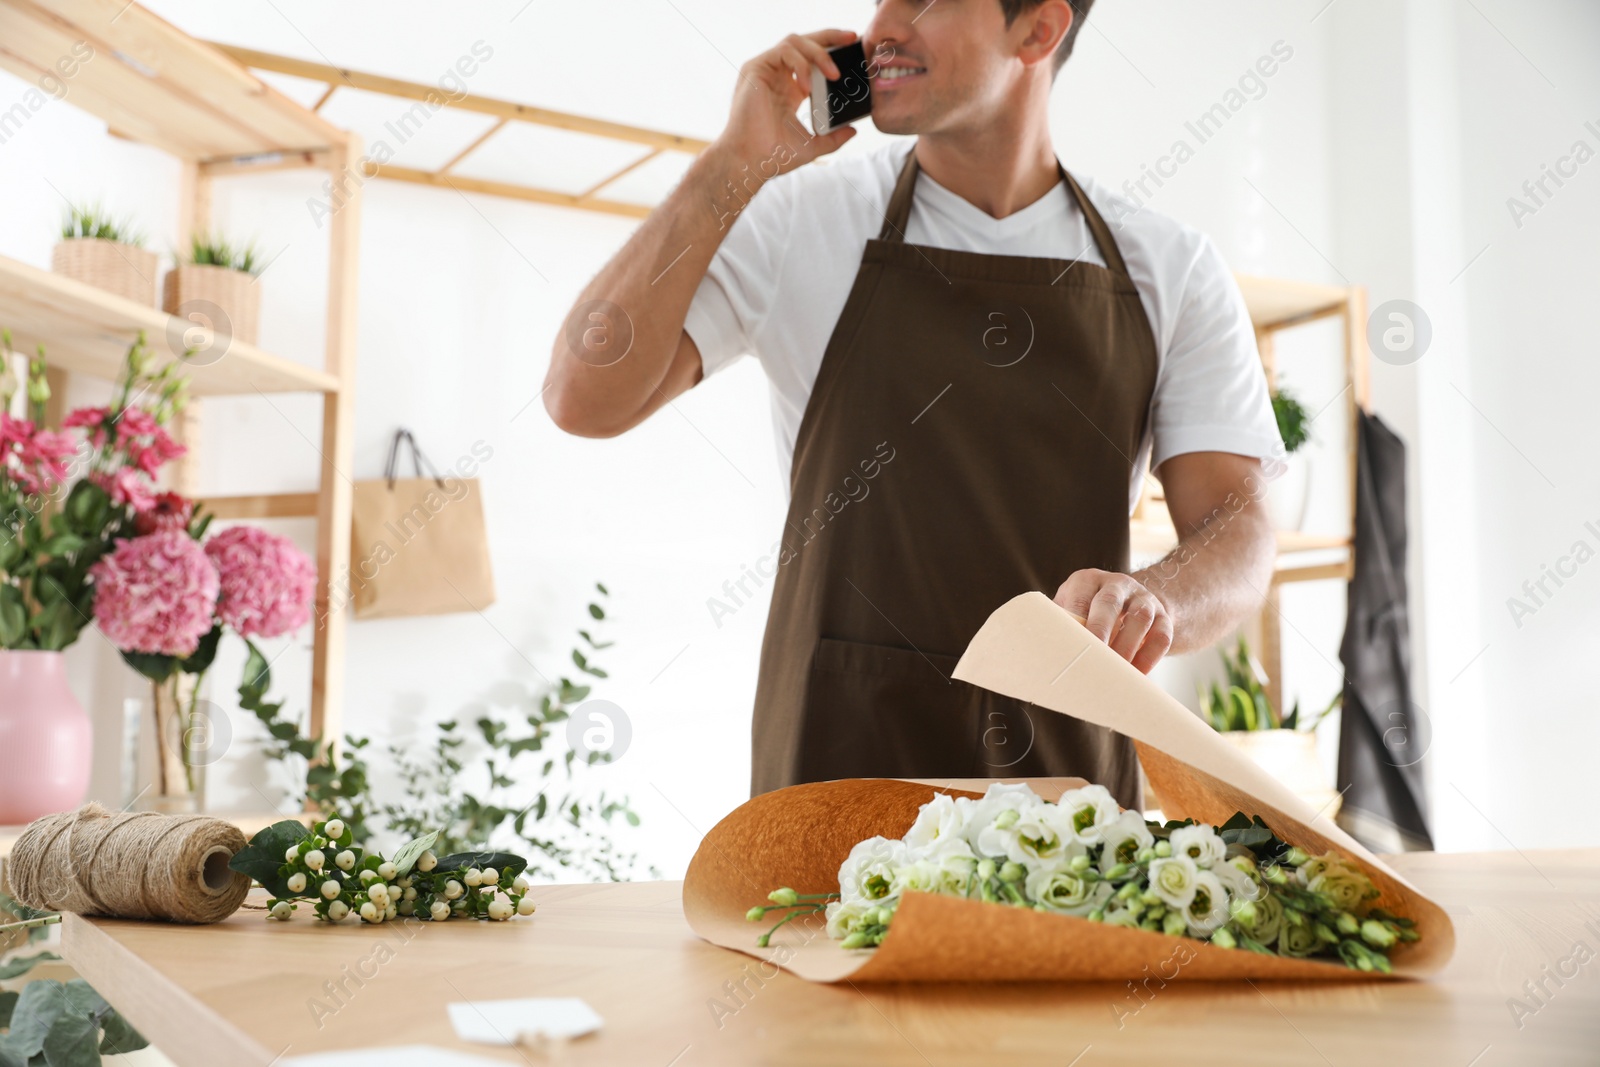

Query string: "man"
[[545, 0, 1280, 809]]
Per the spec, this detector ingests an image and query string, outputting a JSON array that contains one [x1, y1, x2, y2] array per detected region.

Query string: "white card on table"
[[282, 1045, 507, 1067], [448, 996, 604, 1044]]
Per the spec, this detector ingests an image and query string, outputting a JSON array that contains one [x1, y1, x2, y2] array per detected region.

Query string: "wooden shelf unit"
[[0, 0, 362, 780], [1133, 273, 1369, 716]]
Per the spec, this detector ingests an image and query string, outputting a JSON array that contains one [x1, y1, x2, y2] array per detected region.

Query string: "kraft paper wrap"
[[684, 592, 1455, 982]]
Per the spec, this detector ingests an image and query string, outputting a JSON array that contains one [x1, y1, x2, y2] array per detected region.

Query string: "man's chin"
[[869, 111, 921, 136]]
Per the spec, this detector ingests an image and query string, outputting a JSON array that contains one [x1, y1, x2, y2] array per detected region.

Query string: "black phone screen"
[[823, 41, 872, 129]]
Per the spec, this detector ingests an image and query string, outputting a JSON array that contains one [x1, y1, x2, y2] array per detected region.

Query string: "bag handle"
[[383, 428, 446, 490]]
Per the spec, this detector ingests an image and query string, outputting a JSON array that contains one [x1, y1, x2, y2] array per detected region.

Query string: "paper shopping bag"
[[350, 430, 495, 619], [682, 592, 1456, 982]]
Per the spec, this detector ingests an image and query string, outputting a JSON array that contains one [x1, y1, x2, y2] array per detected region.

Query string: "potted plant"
[[51, 204, 159, 307], [163, 232, 264, 346], [1197, 637, 1341, 817], [1266, 386, 1312, 531]]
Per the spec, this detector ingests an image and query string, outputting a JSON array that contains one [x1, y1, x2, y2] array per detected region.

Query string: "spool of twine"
[[5, 802, 251, 924]]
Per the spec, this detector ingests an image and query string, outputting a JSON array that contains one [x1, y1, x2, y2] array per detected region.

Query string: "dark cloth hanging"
[[1336, 410, 1434, 851]]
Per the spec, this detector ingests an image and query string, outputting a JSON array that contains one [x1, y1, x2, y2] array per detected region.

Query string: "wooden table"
[[57, 848, 1600, 1066]]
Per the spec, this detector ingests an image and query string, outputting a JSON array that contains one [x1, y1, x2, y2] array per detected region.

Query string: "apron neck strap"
[[876, 145, 1134, 280]]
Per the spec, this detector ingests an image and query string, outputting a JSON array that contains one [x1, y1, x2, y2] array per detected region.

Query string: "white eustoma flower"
[[1098, 810, 1156, 872], [1149, 855, 1200, 909], [824, 899, 871, 939], [1169, 825, 1227, 869], [891, 836, 978, 897], [1183, 870, 1231, 935], [1026, 867, 1115, 917], [1054, 785, 1122, 846], [837, 837, 910, 905], [956, 782, 1044, 848], [975, 803, 1083, 871], [1213, 855, 1264, 902], [904, 793, 965, 850]]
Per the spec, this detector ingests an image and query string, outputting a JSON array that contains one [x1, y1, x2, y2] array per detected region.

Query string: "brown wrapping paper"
[[684, 592, 1456, 982]]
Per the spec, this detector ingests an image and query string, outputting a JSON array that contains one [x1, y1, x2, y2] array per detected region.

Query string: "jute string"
[[4, 802, 251, 924]]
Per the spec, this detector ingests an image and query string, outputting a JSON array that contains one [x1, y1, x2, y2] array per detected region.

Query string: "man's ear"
[[1016, 0, 1074, 71]]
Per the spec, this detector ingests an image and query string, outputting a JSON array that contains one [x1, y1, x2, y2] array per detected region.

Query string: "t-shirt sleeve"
[[1148, 235, 1283, 473], [682, 173, 795, 379]]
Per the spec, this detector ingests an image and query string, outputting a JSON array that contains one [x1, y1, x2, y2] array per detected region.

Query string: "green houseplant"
[[1266, 385, 1314, 531], [163, 231, 265, 345], [52, 203, 159, 307]]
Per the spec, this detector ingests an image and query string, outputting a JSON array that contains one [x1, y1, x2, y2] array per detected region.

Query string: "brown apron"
[[750, 146, 1160, 810]]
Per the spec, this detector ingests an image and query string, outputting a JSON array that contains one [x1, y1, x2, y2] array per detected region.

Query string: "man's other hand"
[[1053, 569, 1173, 674]]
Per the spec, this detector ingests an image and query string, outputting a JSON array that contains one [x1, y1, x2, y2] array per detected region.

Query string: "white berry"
[[377, 862, 397, 880], [286, 873, 307, 894], [430, 901, 451, 921], [487, 895, 513, 921], [517, 895, 536, 916], [270, 901, 293, 921], [481, 867, 499, 885], [398, 900, 414, 916], [464, 868, 482, 887], [335, 850, 356, 871], [320, 879, 341, 900], [402, 887, 417, 901], [324, 819, 345, 840], [327, 900, 349, 921], [512, 876, 529, 893], [285, 845, 300, 864], [444, 879, 463, 900], [304, 849, 325, 872], [359, 869, 380, 885], [416, 850, 437, 873], [368, 884, 389, 906], [384, 904, 397, 921], [397, 875, 413, 889], [359, 902, 377, 923]]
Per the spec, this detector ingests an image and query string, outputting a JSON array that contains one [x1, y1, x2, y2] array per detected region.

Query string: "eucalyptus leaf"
[[228, 820, 311, 898], [0, 990, 17, 1029], [0, 953, 59, 980], [390, 831, 438, 877], [0, 586, 26, 647], [96, 1011, 147, 1055], [39, 1013, 98, 1067], [5, 980, 66, 1057]]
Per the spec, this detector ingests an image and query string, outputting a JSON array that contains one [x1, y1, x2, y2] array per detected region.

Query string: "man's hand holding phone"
[[714, 30, 862, 182]]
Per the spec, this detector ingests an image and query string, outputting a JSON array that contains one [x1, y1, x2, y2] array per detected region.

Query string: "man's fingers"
[[790, 34, 842, 79], [1109, 596, 1156, 661], [1131, 613, 1174, 674], [811, 124, 857, 159], [1052, 570, 1103, 619], [1084, 585, 1126, 643]]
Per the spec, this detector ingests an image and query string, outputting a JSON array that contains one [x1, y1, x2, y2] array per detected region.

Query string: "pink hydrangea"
[[204, 526, 316, 639], [89, 531, 220, 656]]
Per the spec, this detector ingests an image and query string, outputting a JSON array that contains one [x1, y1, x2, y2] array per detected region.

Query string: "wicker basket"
[[162, 263, 260, 346], [51, 238, 160, 306]]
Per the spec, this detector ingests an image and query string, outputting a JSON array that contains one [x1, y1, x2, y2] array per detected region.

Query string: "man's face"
[[863, 0, 1028, 136]]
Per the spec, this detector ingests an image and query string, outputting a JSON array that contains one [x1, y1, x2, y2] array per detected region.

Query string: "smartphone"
[[810, 41, 872, 135]]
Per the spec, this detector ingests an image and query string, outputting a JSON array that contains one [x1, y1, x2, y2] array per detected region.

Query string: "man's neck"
[[912, 113, 1060, 221]]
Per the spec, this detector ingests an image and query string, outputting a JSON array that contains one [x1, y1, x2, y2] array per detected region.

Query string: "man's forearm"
[[1134, 499, 1276, 657], [543, 144, 767, 436]]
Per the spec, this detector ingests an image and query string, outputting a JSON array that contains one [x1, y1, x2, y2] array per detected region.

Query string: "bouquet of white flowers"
[[747, 781, 1417, 973]]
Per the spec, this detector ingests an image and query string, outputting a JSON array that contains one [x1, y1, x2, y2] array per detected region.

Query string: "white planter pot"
[[1265, 452, 1311, 532], [1220, 729, 1341, 819]]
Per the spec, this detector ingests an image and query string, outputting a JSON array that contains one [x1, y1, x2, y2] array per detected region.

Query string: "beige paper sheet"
[[683, 592, 1455, 983]]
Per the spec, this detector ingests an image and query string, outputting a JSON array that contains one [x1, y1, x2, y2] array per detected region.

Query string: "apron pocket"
[[798, 637, 979, 781]]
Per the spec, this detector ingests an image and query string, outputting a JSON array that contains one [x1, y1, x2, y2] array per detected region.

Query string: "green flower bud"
[[1154, 840, 1173, 858], [998, 861, 1025, 883], [1087, 909, 1105, 923], [755, 933, 771, 948], [1135, 847, 1156, 864], [1314, 922, 1339, 944], [1211, 927, 1237, 949], [746, 906, 766, 922], [1069, 854, 1092, 873], [768, 887, 799, 906], [1360, 919, 1397, 948], [993, 809, 1020, 831], [1230, 899, 1257, 926], [976, 859, 996, 881], [840, 931, 871, 950], [1283, 847, 1311, 866], [1103, 863, 1131, 880], [1162, 911, 1187, 938], [1335, 911, 1360, 935]]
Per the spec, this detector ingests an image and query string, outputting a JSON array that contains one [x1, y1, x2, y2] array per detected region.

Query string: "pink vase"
[[0, 651, 93, 824]]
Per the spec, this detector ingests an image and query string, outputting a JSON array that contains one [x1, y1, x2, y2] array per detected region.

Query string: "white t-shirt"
[[684, 139, 1281, 510]]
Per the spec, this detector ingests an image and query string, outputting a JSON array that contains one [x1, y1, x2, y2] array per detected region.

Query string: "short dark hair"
[[999, 0, 1094, 75]]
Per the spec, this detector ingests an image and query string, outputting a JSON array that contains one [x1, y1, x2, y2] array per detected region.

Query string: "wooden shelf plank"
[[1130, 518, 1351, 562], [1235, 273, 1350, 330], [0, 254, 338, 395], [198, 492, 318, 520], [0, 0, 343, 160]]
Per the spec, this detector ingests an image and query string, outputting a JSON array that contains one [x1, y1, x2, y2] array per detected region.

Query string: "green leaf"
[[60, 482, 109, 536], [96, 1010, 147, 1055], [587, 603, 604, 620], [228, 820, 311, 898], [40, 1012, 99, 1067], [6, 980, 66, 1056], [119, 650, 179, 684], [391, 830, 438, 877], [58, 981, 105, 1020], [0, 586, 26, 647], [178, 624, 223, 676], [0, 991, 16, 1030], [33, 603, 79, 654], [594, 581, 608, 595], [0, 952, 59, 979]]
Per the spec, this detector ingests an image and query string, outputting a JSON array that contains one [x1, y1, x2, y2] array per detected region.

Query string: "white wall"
[[3, 1, 1592, 871]]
